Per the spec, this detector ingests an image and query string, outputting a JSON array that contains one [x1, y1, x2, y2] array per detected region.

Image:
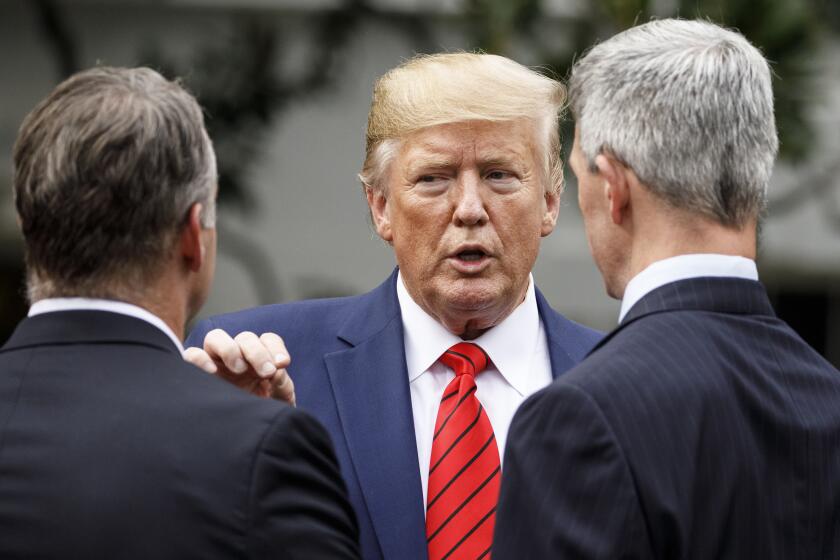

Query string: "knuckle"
[[233, 331, 257, 344]]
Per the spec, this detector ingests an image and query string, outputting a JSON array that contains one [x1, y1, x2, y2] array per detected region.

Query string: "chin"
[[440, 277, 510, 313]]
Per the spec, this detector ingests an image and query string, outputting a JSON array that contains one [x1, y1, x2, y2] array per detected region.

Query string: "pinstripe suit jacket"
[[493, 277, 840, 559]]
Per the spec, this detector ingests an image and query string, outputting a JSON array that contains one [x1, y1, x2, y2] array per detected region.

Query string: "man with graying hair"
[[1, 66, 360, 559], [186, 53, 602, 559], [494, 19, 840, 559]]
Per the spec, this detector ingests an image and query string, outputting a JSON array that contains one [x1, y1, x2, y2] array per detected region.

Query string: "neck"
[[404, 278, 529, 341], [125, 290, 188, 343], [97, 267, 191, 342], [621, 214, 757, 297], [427, 300, 521, 341]]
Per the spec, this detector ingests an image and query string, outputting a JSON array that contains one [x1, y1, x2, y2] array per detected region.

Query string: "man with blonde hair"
[[187, 53, 601, 560], [494, 19, 840, 558]]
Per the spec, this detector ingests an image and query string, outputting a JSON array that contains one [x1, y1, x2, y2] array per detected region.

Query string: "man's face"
[[369, 119, 559, 337], [570, 127, 623, 299]]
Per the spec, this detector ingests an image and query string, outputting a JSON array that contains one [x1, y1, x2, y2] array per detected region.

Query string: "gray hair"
[[13, 66, 217, 301], [569, 19, 778, 227]]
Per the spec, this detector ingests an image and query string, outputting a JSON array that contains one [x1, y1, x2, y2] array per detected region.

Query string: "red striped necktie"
[[426, 342, 501, 560]]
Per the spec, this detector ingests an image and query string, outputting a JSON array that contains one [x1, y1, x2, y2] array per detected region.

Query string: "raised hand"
[[184, 328, 295, 405]]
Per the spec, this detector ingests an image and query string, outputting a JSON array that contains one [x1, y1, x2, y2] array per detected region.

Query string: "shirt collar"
[[619, 254, 759, 323], [28, 297, 185, 354], [397, 271, 541, 396]]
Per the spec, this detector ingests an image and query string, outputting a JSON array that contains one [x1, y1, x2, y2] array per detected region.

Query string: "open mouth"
[[449, 247, 492, 272], [457, 249, 487, 262]]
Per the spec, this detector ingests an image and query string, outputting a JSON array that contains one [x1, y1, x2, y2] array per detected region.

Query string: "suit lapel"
[[535, 288, 594, 379], [324, 270, 427, 560]]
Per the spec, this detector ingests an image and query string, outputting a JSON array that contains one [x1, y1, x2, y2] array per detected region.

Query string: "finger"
[[258, 379, 273, 399], [234, 331, 277, 379], [272, 368, 296, 406], [259, 332, 291, 369], [204, 329, 248, 375], [183, 346, 218, 374]]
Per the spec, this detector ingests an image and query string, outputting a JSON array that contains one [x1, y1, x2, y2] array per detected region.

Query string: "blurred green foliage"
[[469, 0, 827, 162]]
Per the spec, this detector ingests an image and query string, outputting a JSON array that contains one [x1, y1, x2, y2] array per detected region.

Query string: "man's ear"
[[366, 186, 393, 243], [180, 202, 205, 272], [540, 187, 561, 237], [595, 154, 631, 226]]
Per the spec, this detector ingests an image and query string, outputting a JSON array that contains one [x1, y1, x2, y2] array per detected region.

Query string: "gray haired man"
[[1, 67, 359, 558], [494, 19, 840, 559]]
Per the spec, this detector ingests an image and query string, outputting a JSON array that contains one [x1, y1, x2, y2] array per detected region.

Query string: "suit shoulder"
[[552, 314, 732, 420], [187, 292, 371, 348], [206, 294, 363, 330], [146, 349, 292, 422], [254, 402, 333, 455]]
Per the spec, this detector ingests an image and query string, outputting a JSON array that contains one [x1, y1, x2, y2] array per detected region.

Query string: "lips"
[[448, 244, 493, 273], [457, 249, 487, 261]]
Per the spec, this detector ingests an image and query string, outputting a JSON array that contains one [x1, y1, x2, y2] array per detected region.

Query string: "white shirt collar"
[[619, 253, 759, 322], [28, 297, 185, 354], [396, 271, 541, 396]]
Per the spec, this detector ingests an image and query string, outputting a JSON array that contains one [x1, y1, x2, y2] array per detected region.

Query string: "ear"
[[595, 154, 631, 226], [540, 187, 561, 237], [180, 202, 205, 272], [366, 186, 393, 243]]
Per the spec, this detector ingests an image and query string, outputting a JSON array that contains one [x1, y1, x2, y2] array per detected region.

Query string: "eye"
[[484, 169, 522, 191], [486, 170, 512, 181], [414, 174, 449, 191]]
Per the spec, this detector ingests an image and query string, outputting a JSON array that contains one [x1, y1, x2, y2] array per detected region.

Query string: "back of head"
[[360, 52, 567, 194], [569, 19, 779, 228], [13, 66, 217, 302]]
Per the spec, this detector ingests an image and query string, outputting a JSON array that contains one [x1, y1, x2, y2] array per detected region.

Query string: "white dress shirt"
[[28, 297, 185, 354], [619, 254, 759, 322], [397, 272, 553, 510]]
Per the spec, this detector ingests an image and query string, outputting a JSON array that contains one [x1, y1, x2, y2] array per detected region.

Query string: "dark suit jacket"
[[187, 269, 603, 559], [0, 310, 360, 559], [494, 277, 840, 559]]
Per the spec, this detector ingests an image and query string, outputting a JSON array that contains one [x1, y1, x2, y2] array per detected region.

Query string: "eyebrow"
[[402, 145, 530, 174], [403, 154, 461, 175], [478, 155, 522, 167]]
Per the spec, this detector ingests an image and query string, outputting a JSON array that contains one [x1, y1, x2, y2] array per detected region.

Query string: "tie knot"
[[439, 342, 489, 378]]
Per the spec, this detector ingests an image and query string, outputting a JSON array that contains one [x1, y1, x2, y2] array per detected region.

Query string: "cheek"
[[495, 204, 544, 270], [578, 184, 593, 216], [392, 206, 440, 248], [389, 202, 450, 271]]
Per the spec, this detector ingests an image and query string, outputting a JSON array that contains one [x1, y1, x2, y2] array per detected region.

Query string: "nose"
[[452, 173, 488, 227]]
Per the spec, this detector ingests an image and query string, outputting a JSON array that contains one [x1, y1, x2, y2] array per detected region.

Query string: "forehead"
[[399, 119, 539, 163]]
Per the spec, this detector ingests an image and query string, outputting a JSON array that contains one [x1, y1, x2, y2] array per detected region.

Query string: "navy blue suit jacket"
[[0, 310, 360, 559], [494, 277, 840, 559], [188, 269, 602, 559]]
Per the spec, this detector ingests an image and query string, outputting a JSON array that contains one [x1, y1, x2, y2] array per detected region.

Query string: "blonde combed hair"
[[359, 52, 567, 194]]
